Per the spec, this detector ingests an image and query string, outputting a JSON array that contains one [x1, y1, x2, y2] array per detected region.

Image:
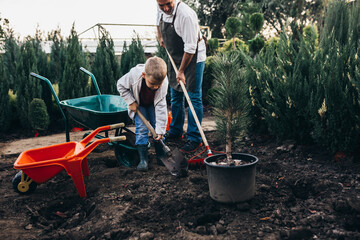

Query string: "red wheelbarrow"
[[12, 123, 126, 197]]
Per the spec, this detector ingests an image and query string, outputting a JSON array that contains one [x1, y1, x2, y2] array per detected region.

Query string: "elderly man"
[[156, 0, 206, 153]]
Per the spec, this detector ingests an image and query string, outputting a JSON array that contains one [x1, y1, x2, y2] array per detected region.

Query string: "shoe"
[[164, 132, 182, 142], [180, 141, 203, 153]]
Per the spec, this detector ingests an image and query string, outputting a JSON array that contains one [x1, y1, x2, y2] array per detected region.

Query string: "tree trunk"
[[226, 111, 233, 165]]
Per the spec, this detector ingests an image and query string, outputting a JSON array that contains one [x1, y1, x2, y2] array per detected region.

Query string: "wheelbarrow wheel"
[[12, 171, 38, 194], [114, 131, 139, 167]]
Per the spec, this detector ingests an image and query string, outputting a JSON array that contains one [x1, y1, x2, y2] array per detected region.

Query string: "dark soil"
[[1, 130, 360, 240]]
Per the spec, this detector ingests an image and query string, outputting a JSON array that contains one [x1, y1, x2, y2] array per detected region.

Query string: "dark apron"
[[159, 2, 198, 92]]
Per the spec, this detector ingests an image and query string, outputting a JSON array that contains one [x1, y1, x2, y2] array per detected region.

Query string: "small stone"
[[264, 233, 280, 240], [216, 223, 226, 234], [195, 226, 207, 234], [139, 231, 154, 240], [209, 225, 217, 235], [104, 232, 111, 239], [290, 205, 301, 213], [24, 224, 32, 230]]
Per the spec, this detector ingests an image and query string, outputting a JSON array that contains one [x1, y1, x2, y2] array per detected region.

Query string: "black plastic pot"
[[204, 153, 258, 203]]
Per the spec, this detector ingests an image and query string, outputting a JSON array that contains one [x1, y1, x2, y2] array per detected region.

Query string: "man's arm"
[[157, 26, 165, 48], [177, 52, 194, 85]]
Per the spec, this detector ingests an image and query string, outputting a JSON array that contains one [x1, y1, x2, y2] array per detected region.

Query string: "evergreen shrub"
[[219, 38, 249, 54], [202, 56, 216, 105], [28, 98, 50, 131], [244, 33, 314, 142], [208, 38, 219, 55], [310, 0, 360, 155]]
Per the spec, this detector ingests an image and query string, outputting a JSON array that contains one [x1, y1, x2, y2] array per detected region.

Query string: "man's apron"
[[159, 2, 198, 92]]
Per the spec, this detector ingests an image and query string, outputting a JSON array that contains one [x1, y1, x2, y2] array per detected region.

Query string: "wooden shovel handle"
[[165, 48, 210, 149], [136, 109, 157, 138], [136, 109, 170, 153]]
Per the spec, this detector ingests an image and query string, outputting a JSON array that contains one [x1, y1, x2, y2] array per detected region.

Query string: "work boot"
[[180, 140, 202, 153], [164, 132, 183, 142], [136, 144, 149, 171], [154, 141, 165, 166]]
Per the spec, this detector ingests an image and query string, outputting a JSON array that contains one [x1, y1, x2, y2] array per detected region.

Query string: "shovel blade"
[[160, 148, 187, 177]]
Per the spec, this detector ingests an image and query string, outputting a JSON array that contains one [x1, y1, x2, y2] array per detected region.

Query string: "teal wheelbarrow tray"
[[30, 68, 139, 167]]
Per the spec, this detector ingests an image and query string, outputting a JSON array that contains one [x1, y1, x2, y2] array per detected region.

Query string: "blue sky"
[[1, 0, 158, 39]]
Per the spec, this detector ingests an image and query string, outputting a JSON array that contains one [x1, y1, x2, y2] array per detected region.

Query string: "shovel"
[[164, 48, 213, 166], [136, 109, 188, 177]]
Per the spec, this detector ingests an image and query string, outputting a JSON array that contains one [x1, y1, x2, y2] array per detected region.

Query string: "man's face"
[[157, 0, 175, 15]]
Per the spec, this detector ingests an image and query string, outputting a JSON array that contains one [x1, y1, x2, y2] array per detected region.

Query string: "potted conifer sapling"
[[204, 51, 259, 203]]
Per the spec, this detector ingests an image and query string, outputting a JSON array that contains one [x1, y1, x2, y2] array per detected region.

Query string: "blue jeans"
[[134, 105, 156, 145], [168, 61, 205, 143]]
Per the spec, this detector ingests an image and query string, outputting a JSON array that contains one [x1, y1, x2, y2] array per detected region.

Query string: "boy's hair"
[[144, 56, 167, 83]]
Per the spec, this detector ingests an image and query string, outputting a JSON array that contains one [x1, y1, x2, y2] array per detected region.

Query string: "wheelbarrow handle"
[[109, 123, 125, 129], [164, 48, 211, 152], [109, 136, 127, 142], [79, 67, 101, 95]]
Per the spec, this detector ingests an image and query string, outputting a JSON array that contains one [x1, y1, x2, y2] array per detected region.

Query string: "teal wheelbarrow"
[[30, 68, 139, 167]]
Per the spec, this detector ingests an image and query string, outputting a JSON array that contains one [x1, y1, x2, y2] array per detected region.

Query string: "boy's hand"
[[129, 102, 138, 112], [154, 134, 163, 141]]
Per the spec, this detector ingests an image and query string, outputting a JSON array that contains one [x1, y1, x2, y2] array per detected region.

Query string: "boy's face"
[[142, 72, 163, 90]]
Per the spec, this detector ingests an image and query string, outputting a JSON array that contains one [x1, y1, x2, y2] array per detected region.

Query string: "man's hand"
[[129, 102, 138, 112], [154, 134, 163, 141], [176, 70, 186, 85], [158, 37, 165, 48]]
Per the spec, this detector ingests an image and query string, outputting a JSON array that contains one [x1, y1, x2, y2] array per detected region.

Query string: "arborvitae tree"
[[92, 30, 120, 95], [0, 55, 12, 132], [16, 38, 41, 129], [120, 41, 129, 77], [32, 28, 52, 117], [48, 28, 66, 84], [3, 24, 20, 91], [60, 24, 89, 100], [210, 51, 250, 163], [120, 35, 146, 76], [155, 41, 168, 63]]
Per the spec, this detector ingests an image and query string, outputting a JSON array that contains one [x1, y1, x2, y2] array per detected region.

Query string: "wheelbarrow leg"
[[64, 161, 87, 197], [82, 158, 90, 177]]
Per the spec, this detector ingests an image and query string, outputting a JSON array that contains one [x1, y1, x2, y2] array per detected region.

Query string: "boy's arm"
[[154, 82, 168, 136], [116, 70, 136, 107]]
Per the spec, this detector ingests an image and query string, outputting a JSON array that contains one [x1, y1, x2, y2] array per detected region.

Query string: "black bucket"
[[204, 153, 258, 203]]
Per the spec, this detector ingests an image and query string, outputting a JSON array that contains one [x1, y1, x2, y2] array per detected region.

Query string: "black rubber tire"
[[114, 131, 139, 167], [12, 171, 38, 194]]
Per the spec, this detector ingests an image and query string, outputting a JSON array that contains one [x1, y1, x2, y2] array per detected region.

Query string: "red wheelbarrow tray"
[[13, 124, 126, 197]]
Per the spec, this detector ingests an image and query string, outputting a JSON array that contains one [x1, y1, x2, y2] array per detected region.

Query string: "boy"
[[117, 56, 168, 171]]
